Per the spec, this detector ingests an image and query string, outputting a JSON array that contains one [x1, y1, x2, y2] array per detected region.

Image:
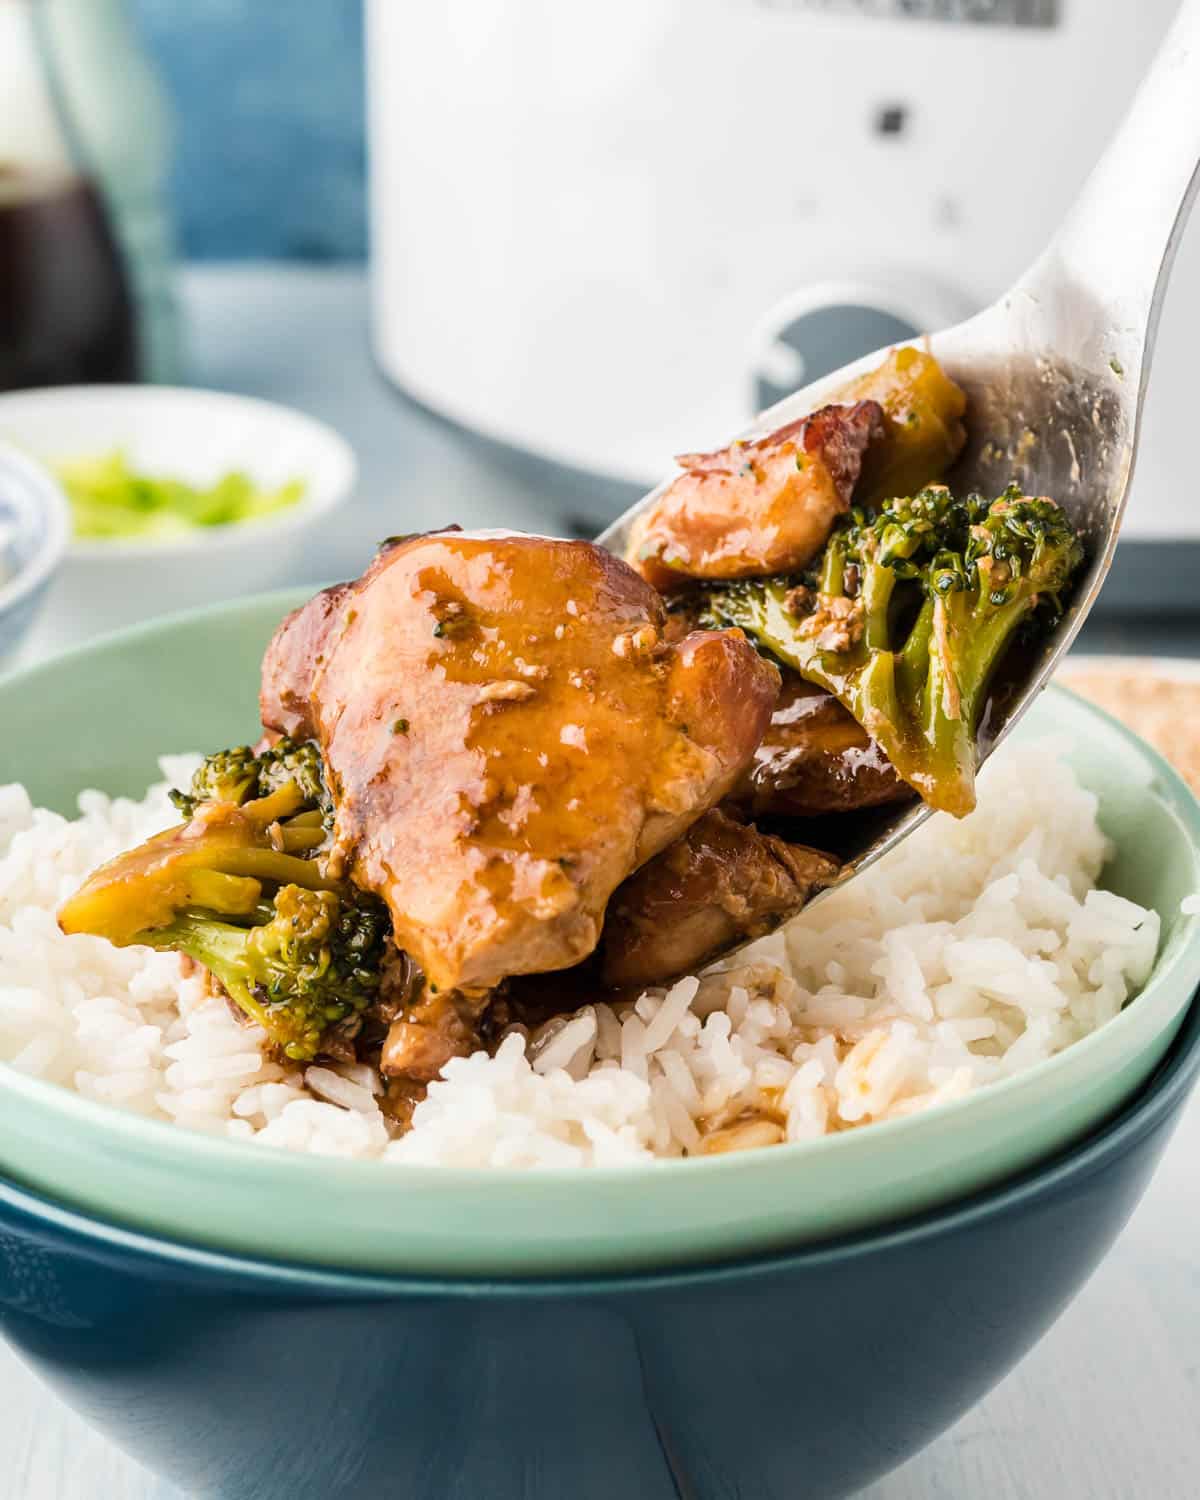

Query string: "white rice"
[[0, 741, 1168, 1167]]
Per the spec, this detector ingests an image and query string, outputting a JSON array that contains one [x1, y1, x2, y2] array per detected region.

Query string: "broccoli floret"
[[136, 884, 389, 1061], [256, 738, 330, 815], [170, 746, 261, 815], [60, 769, 390, 1060], [170, 737, 332, 828], [701, 484, 1083, 817]]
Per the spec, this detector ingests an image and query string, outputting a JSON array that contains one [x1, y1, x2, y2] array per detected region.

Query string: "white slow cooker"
[[367, 0, 1194, 564]]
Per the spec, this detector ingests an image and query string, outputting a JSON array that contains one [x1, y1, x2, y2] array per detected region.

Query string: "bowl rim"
[[3, 981, 1197, 1293], [0, 384, 358, 559], [0, 591, 1198, 1206], [0, 439, 71, 618]]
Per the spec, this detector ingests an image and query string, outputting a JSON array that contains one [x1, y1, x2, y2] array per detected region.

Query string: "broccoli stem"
[[277, 825, 328, 854], [895, 594, 934, 702], [713, 580, 810, 676], [181, 869, 262, 919], [947, 589, 1034, 729], [137, 912, 278, 1038], [861, 556, 896, 653], [819, 533, 847, 597]]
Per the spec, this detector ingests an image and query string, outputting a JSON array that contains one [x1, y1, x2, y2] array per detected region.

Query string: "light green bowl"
[[1, 592, 1199, 1277]]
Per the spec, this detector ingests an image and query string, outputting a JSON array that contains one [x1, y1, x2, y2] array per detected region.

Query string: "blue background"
[[130, 0, 367, 261]]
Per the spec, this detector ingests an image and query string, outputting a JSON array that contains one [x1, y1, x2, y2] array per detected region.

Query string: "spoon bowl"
[[598, 0, 1200, 886]]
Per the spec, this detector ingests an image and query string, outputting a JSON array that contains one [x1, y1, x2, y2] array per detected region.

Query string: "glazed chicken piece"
[[731, 672, 911, 819], [626, 400, 884, 592], [260, 530, 780, 999], [259, 579, 352, 741], [599, 808, 840, 989]]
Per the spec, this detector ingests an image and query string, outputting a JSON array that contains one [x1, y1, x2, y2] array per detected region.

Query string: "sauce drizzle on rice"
[[0, 739, 1161, 1165]]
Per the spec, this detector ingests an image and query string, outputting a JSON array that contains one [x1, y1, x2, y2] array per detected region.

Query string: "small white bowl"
[[0, 386, 357, 654]]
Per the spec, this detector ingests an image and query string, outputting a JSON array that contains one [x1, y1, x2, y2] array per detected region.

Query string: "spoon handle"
[[1025, 0, 1200, 387]]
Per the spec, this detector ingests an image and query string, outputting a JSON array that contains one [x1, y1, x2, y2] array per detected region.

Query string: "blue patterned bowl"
[[2, 990, 1198, 1500], [0, 442, 70, 666]]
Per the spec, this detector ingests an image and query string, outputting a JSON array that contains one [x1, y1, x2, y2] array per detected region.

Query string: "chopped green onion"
[[54, 450, 307, 541]]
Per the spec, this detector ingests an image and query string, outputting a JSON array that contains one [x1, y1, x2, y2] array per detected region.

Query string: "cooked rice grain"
[[0, 742, 1168, 1166]]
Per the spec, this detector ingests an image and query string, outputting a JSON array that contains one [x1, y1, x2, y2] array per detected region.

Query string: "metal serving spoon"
[[597, 0, 1200, 892]]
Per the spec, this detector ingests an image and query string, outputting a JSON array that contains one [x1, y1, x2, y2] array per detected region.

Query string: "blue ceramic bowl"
[[0, 441, 70, 665], [3, 990, 1198, 1500]]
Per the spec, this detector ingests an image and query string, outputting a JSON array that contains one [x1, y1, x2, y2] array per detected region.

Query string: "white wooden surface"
[[4, 1082, 1199, 1499], [4, 266, 1199, 1497]]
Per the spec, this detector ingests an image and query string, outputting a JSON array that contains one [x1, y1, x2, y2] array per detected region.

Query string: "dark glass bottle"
[[0, 168, 138, 389], [0, 4, 139, 390]]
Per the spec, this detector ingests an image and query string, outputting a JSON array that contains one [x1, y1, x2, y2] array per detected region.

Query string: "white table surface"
[[4, 264, 1200, 1500]]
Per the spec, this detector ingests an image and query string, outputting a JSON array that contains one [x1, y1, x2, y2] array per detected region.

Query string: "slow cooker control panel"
[[749, 0, 1058, 26]]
